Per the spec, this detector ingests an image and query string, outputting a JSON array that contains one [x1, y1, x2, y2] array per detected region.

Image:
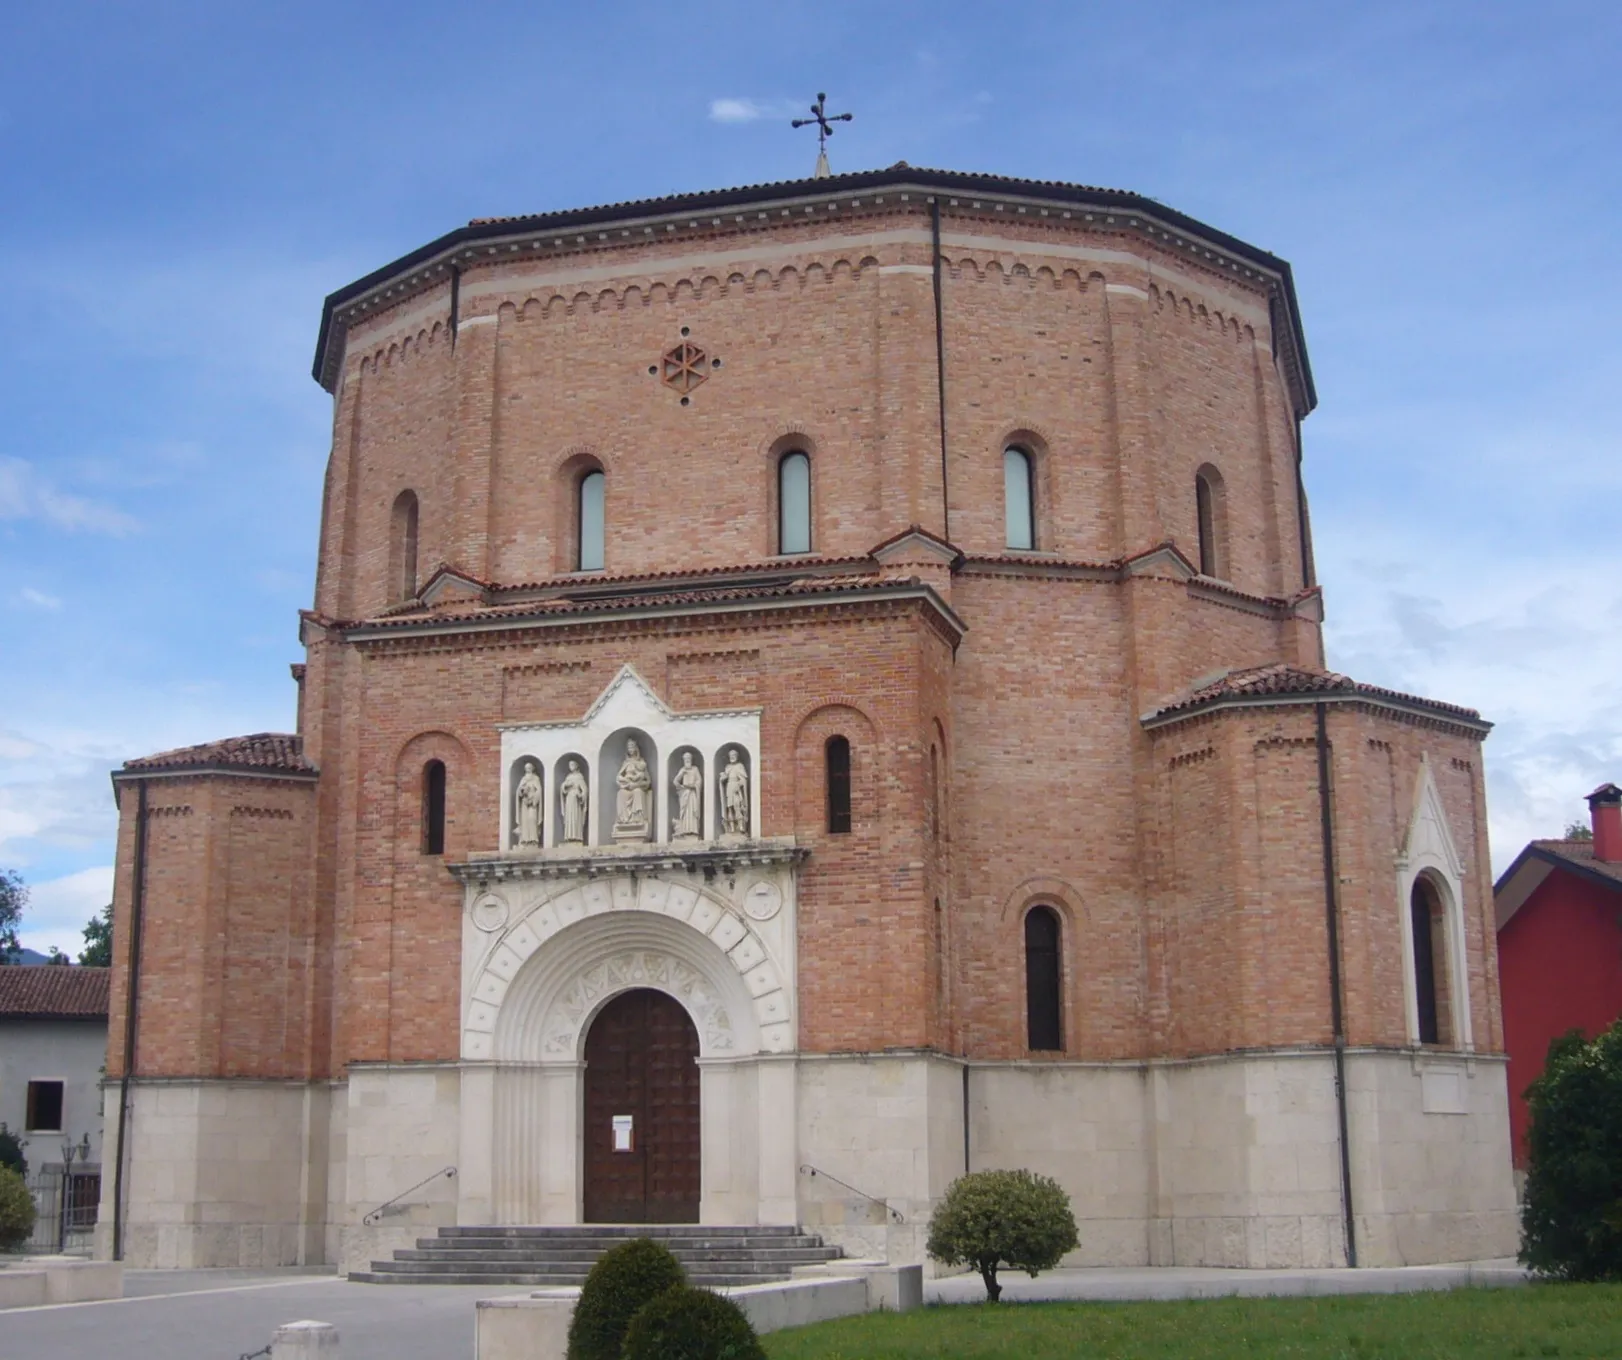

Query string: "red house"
[[1494, 783, 1622, 1165]]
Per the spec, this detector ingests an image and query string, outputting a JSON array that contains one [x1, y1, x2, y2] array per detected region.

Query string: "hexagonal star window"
[[660, 340, 709, 395]]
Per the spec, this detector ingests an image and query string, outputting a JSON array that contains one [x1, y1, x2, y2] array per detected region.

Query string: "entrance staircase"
[[351, 1224, 843, 1287]]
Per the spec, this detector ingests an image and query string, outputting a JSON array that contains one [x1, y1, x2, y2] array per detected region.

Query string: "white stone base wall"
[[1348, 1051, 1519, 1266], [95, 1079, 329, 1269]]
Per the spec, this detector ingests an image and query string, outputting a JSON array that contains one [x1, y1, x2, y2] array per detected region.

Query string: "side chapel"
[[98, 166, 1518, 1272]]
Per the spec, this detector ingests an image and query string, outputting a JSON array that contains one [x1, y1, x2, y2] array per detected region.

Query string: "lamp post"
[[57, 1135, 85, 1251]]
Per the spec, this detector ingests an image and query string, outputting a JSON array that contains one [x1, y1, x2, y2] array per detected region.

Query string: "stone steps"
[[352, 1224, 842, 1287]]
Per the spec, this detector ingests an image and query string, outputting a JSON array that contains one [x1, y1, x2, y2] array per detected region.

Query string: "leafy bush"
[[0, 1166, 36, 1252], [1521, 1021, 1622, 1280], [0, 1123, 26, 1178], [926, 1168, 1078, 1301], [565, 1236, 685, 1360], [621, 1285, 766, 1360]]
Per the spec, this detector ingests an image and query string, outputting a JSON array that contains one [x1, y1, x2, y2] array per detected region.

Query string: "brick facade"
[[101, 169, 1514, 1268]]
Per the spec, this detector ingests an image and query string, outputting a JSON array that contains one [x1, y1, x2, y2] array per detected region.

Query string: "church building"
[[97, 165, 1517, 1273]]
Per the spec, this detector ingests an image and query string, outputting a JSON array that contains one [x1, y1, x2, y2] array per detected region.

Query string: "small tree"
[[79, 904, 113, 968], [926, 1168, 1078, 1302], [0, 1123, 26, 1178], [0, 869, 24, 964], [1564, 820, 1594, 842], [1521, 1021, 1622, 1280], [0, 1166, 35, 1252], [565, 1237, 685, 1360], [621, 1286, 766, 1360]]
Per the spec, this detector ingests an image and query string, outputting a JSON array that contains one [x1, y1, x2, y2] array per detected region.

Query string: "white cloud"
[[0, 457, 139, 535], [708, 97, 804, 125], [16, 587, 61, 610], [18, 866, 113, 958]]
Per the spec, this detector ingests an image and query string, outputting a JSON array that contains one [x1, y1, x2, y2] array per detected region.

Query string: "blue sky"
[[2, 0, 1618, 953]]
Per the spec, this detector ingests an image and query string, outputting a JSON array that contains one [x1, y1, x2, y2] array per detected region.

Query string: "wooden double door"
[[582, 988, 701, 1223]]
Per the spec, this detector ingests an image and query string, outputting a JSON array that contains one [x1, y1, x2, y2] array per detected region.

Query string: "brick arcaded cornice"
[[313, 165, 1314, 416]]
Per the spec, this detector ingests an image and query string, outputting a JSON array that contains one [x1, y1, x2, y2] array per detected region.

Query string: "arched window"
[[577, 470, 605, 572], [1004, 447, 1035, 550], [390, 490, 419, 602], [1195, 465, 1227, 578], [825, 736, 851, 834], [1025, 906, 1063, 1051], [778, 451, 811, 555], [1410, 877, 1449, 1045], [422, 759, 447, 856]]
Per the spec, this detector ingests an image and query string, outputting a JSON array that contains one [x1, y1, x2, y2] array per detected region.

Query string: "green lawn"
[[762, 1285, 1622, 1360]]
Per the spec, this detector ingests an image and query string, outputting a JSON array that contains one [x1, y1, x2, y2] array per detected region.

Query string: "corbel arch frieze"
[[461, 871, 792, 1062]]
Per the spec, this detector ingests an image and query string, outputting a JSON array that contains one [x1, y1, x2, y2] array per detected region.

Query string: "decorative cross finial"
[[792, 92, 852, 179]]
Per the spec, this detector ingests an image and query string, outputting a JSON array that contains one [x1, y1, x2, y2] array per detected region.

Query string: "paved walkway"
[[0, 1259, 1530, 1360]]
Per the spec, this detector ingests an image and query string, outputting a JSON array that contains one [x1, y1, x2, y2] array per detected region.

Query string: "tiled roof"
[[344, 573, 923, 633], [121, 732, 315, 776], [1144, 663, 1487, 728], [1524, 839, 1622, 888], [0, 966, 110, 1019]]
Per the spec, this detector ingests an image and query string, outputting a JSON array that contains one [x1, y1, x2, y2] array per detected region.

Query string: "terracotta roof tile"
[[122, 732, 315, 776], [1145, 663, 1487, 727], [0, 965, 110, 1019], [1526, 839, 1622, 887]]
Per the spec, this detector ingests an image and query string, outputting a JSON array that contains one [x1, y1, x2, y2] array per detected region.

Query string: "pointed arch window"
[[391, 490, 419, 602], [1195, 464, 1227, 578], [778, 451, 811, 555], [1004, 447, 1034, 550], [1410, 877, 1450, 1045], [825, 735, 851, 834], [1025, 906, 1063, 1051], [422, 760, 447, 856], [577, 470, 605, 572]]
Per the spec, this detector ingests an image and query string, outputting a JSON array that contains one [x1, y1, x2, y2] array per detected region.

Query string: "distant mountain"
[[10, 948, 53, 965]]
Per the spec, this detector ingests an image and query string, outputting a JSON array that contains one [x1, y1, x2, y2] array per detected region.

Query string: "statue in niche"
[[672, 751, 704, 840], [719, 748, 749, 838], [559, 759, 589, 844], [613, 739, 653, 841], [514, 760, 543, 849]]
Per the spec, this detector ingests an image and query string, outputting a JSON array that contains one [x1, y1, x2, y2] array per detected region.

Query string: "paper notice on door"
[[612, 1114, 633, 1152]]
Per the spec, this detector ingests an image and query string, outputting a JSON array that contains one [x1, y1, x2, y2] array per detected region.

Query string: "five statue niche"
[[511, 739, 752, 849]]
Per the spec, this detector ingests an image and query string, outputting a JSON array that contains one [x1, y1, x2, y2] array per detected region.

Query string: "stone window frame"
[[1394, 759, 1473, 1052], [25, 1078, 65, 1133]]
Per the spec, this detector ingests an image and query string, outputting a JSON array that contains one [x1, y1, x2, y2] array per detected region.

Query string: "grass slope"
[[763, 1286, 1622, 1360]]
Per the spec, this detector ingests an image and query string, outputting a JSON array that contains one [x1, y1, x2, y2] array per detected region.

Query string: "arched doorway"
[[583, 988, 701, 1222]]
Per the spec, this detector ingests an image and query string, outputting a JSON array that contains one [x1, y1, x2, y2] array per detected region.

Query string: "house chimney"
[[1588, 783, 1622, 863]]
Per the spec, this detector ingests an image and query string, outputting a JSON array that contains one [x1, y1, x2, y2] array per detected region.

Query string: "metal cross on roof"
[[792, 93, 852, 179]]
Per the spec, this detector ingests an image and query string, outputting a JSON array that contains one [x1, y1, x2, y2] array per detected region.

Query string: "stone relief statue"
[[718, 747, 749, 838], [559, 759, 589, 844], [672, 751, 704, 839], [514, 760, 543, 849], [613, 739, 653, 841]]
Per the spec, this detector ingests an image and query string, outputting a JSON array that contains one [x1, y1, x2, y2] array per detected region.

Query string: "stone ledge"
[[451, 837, 807, 884], [0, 1257, 124, 1309]]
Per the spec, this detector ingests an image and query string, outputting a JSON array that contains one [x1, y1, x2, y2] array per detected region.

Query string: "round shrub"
[[1521, 1020, 1622, 1281], [565, 1236, 685, 1360], [621, 1285, 765, 1360], [926, 1167, 1078, 1302], [0, 1165, 36, 1252]]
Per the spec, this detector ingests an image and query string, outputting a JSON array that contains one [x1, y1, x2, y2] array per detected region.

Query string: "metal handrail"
[[798, 1163, 904, 1223], [362, 1166, 456, 1227]]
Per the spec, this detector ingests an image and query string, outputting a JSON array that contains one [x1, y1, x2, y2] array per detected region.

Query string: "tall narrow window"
[[825, 736, 851, 834], [1411, 878, 1442, 1045], [1025, 906, 1063, 1051], [1004, 447, 1034, 550], [577, 470, 605, 572], [391, 490, 419, 602], [1195, 465, 1226, 578], [423, 759, 447, 856], [778, 451, 811, 555]]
